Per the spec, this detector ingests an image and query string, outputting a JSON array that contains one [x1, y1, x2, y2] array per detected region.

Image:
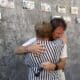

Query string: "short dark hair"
[[35, 21, 52, 38], [50, 18, 67, 31]]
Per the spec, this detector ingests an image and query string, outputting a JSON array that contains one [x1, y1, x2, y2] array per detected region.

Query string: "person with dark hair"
[[50, 18, 67, 31], [50, 18, 67, 40], [50, 18, 67, 80], [16, 18, 67, 80]]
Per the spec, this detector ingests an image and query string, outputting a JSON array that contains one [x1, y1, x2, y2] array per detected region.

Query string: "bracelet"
[[54, 64, 58, 70]]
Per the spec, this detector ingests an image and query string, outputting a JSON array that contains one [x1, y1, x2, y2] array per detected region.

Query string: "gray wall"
[[0, 0, 80, 80]]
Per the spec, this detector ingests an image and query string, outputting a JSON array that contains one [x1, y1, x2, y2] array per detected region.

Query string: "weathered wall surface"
[[0, 0, 80, 80]]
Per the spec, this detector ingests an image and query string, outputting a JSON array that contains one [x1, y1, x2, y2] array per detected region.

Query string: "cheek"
[[54, 32, 58, 36], [52, 33, 58, 38], [54, 33, 61, 38], [58, 35, 62, 38]]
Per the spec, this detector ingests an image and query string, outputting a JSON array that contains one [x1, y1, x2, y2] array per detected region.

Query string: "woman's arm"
[[15, 44, 45, 55], [15, 38, 45, 55]]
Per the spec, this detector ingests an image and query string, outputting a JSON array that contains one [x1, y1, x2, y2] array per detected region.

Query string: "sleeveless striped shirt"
[[25, 39, 64, 80]]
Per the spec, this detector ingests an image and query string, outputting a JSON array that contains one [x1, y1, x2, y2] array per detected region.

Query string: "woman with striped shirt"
[[24, 21, 64, 80]]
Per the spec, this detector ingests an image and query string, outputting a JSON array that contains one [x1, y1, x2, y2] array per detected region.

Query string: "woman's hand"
[[16, 44, 45, 55], [41, 62, 56, 72], [27, 44, 45, 54], [60, 35, 67, 44]]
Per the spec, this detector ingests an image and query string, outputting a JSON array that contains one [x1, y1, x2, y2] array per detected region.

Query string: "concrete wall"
[[0, 0, 80, 80]]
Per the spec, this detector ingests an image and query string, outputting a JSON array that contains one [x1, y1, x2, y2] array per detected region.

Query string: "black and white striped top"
[[25, 39, 64, 80]]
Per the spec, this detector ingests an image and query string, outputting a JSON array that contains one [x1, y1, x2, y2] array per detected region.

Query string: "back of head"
[[50, 18, 67, 32], [35, 21, 52, 39]]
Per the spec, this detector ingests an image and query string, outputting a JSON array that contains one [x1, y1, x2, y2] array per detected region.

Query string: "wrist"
[[54, 64, 58, 70], [25, 46, 30, 52]]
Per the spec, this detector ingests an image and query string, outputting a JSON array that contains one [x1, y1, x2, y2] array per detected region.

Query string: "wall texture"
[[0, 0, 80, 80]]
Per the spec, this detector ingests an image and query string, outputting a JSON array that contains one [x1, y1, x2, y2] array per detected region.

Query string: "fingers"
[[41, 62, 51, 70], [25, 43, 46, 54], [34, 44, 46, 53], [40, 62, 56, 71], [60, 35, 67, 43]]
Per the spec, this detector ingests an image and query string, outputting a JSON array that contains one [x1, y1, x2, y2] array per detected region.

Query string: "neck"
[[37, 37, 49, 41]]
